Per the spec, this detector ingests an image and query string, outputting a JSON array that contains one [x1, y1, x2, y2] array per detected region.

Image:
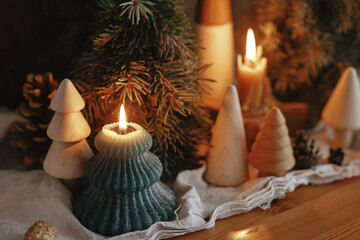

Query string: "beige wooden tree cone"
[[47, 112, 91, 142], [263, 106, 286, 126], [252, 135, 291, 151], [253, 155, 294, 171], [250, 145, 293, 163], [322, 67, 360, 148], [205, 85, 248, 186], [44, 139, 93, 179], [50, 79, 85, 113], [44, 78, 92, 181], [259, 124, 289, 138], [249, 107, 295, 176]]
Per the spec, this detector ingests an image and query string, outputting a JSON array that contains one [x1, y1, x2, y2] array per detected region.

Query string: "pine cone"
[[24, 221, 56, 240], [329, 148, 344, 166], [292, 130, 320, 170], [10, 73, 58, 167]]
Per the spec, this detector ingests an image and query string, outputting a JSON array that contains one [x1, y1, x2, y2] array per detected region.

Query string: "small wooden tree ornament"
[[322, 67, 360, 148], [44, 79, 93, 180], [249, 107, 295, 177], [205, 85, 248, 186]]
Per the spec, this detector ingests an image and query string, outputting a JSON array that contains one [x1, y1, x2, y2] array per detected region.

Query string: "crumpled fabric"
[[1, 158, 360, 239], [1, 115, 360, 239]]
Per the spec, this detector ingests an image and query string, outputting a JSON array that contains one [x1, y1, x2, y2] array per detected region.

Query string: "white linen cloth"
[[1, 110, 360, 240], [1, 150, 360, 239]]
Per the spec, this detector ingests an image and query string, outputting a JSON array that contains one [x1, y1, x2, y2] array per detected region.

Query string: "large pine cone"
[[10, 73, 58, 167], [292, 130, 321, 170]]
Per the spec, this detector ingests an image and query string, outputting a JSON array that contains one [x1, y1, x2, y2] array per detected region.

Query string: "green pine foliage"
[[73, 0, 212, 182], [243, 0, 360, 120]]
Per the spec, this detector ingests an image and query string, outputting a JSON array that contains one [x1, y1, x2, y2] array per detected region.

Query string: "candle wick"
[[246, 58, 257, 69], [119, 127, 127, 135]]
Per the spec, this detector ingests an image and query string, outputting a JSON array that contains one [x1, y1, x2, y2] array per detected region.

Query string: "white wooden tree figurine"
[[205, 85, 248, 187], [322, 67, 360, 148], [249, 107, 295, 177], [44, 79, 93, 180]]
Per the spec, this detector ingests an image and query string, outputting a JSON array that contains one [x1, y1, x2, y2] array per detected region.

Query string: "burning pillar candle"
[[94, 106, 153, 157], [237, 29, 269, 112], [73, 105, 176, 235]]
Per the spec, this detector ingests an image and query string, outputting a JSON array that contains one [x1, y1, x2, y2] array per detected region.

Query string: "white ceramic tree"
[[205, 85, 248, 186], [322, 67, 360, 148], [43, 79, 93, 180], [249, 107, 295, 177]]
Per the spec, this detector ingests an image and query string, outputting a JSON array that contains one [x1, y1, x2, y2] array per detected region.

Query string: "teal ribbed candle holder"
[[73, 122, 176, 236]]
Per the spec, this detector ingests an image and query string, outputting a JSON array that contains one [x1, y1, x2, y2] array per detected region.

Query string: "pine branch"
[[72, 0, 213, 182]]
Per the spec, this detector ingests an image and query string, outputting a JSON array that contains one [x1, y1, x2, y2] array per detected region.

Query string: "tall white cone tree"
[[322, 67, 360, 148], [44, 79, 93, 179], [249, 107, 295, 177], [205, 85, 248, 186]]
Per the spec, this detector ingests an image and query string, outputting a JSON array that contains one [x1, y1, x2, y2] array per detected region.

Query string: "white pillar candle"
[[196, 0, 235, 110], [237, 29, 268, 112], [95, 105, 152, 158]]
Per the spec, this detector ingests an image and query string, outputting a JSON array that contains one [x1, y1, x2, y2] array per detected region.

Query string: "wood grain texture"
[[205, 85, 248, 186], [47, 79, 91, 142], [50, 79, 85, 113], [47, 111, 91, 142], [43, 139, 93, 179], [171, 176, 360, 240], [249, 107, 295, 176], [44, 79, 93, 179]]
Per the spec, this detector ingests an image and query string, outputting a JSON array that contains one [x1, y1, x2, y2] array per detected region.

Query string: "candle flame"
[[246, 28, 256, 63], [119, 104, 127, 133]]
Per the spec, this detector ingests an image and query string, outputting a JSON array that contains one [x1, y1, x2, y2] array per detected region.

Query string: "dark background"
[[0, 0, 94, 108], [0, 0, 247, 109]]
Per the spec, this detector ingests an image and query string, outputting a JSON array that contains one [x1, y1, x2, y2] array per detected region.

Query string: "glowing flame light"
[[119, 104, 127, 133], [246, 28, 256, 63]]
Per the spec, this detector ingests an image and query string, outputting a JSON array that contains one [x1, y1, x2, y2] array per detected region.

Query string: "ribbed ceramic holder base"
[[73, 122, 176, 235], [73, 182, 176, 235], [86, 151, 162, 193]]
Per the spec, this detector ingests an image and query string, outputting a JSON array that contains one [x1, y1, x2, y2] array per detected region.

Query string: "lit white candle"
[[95, 105, 152, 158], [237, 29, 267, 112]]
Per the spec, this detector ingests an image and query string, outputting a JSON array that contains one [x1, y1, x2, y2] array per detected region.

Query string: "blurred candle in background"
[[237, 28, 267, 112], [196, 0, 235, 111]]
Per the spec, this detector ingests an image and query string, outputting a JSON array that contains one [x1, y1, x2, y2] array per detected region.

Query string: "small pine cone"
[[292, 130, 321, 170], [329, 148, 344, 166], [11, 73, 58, 167], [21, 73, 58, 121], [24, 221, 56, 240]]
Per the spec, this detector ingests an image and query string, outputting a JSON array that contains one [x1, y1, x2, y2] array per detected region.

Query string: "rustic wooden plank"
[[312, 217, 360, 240], [174, 176, 360, 239]]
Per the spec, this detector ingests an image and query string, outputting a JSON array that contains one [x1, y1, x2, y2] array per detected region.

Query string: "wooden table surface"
[[173, 176, 360, 240]]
